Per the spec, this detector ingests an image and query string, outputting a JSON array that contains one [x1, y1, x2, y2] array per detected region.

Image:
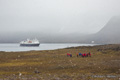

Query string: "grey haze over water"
[[0, 0, 120, 43], [0, 43, 97, 52]]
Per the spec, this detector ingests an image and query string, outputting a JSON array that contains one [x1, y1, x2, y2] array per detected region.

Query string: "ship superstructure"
[[20, 38, 40, 46]]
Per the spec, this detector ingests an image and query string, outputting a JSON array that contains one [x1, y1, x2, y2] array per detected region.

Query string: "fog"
[[0, 0, 120, 42], [0, 0, 120, 43]]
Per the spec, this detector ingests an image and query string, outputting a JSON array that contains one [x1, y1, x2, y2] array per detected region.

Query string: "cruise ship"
[[20, 38, 40, 46]]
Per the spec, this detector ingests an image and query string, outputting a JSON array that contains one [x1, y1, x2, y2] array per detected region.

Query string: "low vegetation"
[[0, 44, 120, 80]]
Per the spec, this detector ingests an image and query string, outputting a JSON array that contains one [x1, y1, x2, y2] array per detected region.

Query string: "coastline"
[[0, 43, 99, 52]]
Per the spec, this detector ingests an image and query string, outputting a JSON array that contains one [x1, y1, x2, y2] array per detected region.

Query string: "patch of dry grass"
[[0, 44, 120, 80]]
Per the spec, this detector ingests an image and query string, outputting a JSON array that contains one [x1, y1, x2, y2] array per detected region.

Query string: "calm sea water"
[[0, 43, 98, 52]]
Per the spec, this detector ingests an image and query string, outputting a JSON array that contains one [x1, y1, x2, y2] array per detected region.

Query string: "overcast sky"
[[0, 0, 120, 34]]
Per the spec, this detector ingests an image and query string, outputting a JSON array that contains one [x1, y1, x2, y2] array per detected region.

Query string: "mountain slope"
[[92, 16, 120, 44]]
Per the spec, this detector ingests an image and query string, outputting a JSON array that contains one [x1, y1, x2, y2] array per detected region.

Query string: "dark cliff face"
[[92, 16, 120, 44]]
